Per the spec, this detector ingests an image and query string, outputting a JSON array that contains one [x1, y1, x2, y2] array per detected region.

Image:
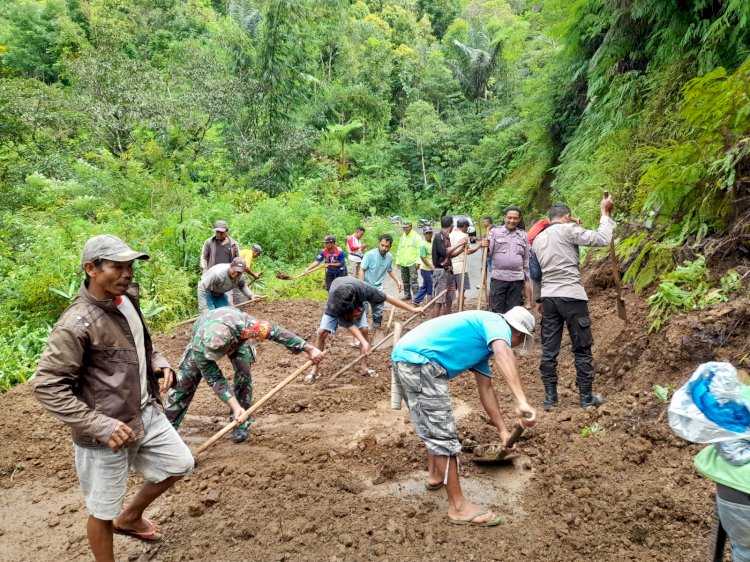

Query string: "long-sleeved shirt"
[[532, 216, 615, 301], [197, 263, 253, 311], [488, 226, 529, 282], [200, 235, 239, 273]]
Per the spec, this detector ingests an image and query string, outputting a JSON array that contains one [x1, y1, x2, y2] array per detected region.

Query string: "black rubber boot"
[[232, 427, 248, 443], [543, 384, 558, 411], [579, 391, 604, 409]]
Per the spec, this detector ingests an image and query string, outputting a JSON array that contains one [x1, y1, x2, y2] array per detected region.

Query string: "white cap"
[[502, 306, 535, 347]]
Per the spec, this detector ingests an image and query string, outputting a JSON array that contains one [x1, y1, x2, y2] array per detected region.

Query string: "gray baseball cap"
[[81, 235, 149, 266], [214, 220, 229, 232], [252, 244, 263, 255], [230, 257, 247, 273]]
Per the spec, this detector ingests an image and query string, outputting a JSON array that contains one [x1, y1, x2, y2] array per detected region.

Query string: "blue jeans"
[[206, 292, 230, 310], [717, 495, 750, 561], [413, 269, 433, 304]]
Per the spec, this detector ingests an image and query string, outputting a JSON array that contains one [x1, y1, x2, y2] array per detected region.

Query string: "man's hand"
[[305, 344, 324, 364], [601, 194, 614, 216], [232, 406, 247, 423], [499, 426, 517, 453], [107, 422, 137, 453], [516, 403, 536, 428], [359, 340, 370, 356], [480, 239, 489, 248], [156, 367, 174, 393]]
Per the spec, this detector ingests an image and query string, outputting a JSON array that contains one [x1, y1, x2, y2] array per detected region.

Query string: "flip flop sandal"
[[449, 511, 503, 527], [362, 369, 377, 378], [113, 517, 162, 542], [304, 372, 317, 383], [425, 481, 445, 491]]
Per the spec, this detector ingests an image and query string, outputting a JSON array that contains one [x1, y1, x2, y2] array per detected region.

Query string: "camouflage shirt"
[[188, 307, 307, 361]]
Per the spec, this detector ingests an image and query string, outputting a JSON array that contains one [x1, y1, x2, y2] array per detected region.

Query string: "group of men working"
[[33, 194, 625, 560]]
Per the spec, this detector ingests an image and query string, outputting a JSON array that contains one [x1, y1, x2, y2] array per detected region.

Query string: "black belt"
[[717, 483, 750, 505]]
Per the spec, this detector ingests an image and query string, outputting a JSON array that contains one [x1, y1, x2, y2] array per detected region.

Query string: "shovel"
[[276, 263, 325, 281], [604, 191, 627, 322], [472, 422, 527, 465]]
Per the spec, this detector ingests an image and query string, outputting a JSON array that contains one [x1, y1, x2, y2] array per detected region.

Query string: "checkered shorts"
[[392, 360, 461, 457]]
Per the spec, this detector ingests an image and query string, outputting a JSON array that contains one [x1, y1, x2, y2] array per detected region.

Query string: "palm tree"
[[448, 32, 502, 112]]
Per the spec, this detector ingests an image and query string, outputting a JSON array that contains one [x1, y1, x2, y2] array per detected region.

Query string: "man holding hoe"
[[391, 307, 537, 526], [305, 277, 421, 382], [164, 307, 323, 443]]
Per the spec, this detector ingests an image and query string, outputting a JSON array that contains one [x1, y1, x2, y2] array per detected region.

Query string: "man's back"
[[533, 219, 613, 300]]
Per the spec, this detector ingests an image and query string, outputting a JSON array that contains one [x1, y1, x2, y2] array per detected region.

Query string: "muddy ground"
[[1, 266, 748, 561]]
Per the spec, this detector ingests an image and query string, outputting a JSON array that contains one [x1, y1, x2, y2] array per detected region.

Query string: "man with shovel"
[[302, 235, 347, 291], [164, 307, 323, 443], [304, 277, 421, 382], [531, 195, 614, 410], [391, 307, 536, 526]]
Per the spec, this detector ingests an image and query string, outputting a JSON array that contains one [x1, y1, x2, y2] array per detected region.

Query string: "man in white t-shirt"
[[449, 218, 481, 302]]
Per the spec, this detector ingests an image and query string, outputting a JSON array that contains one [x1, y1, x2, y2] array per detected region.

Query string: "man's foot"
[[448, 510, 502, 527], [580, 392, 604, 409], [304, 372, 317, 384], [425, 480, 444, 491], [232, 427, 248, 443], [113, 517, 163, 542], [348, 339, 360, 348], [362, 369, 377, 378]]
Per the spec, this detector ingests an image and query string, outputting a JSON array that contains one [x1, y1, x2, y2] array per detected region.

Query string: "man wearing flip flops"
[[34, 235, 195, 561], [391, 307, 537, 526]]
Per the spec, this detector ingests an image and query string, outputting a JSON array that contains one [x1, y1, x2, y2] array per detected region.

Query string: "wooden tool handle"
[[327, 289, 448, 382], [193, 350, 327, 456]]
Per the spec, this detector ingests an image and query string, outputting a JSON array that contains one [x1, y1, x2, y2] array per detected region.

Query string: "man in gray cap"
[[200, 220, 239, 275], [197, 257, 258, 312], [34, 234, 194, 560]]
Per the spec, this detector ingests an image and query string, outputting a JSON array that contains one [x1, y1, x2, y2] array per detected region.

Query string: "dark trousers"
[[489, 279, 525, 313], [540, 297, 595, 390]]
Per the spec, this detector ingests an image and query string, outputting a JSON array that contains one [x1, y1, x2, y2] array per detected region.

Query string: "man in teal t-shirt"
[[391, 308, 537, 527], [359, 234, 402, 336]]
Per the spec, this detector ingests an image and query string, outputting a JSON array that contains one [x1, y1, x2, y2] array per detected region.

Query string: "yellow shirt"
[[239, 249, 255, 268]]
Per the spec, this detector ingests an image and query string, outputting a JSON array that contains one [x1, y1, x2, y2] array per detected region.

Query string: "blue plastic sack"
[[668, 362, 750, 444]]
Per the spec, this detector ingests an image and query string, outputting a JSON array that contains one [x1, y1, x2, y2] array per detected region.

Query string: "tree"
[[399, 100, 448, 188], [324, 120, 363, 178], [448, 34, 502, 112]]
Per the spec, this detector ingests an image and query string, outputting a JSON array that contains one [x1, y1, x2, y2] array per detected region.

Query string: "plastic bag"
[[668, 362, 750, 444]]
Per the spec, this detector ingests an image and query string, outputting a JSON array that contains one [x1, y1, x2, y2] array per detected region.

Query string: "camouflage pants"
[[164, 346, 254, 430], [400, 264, 419, 300], [392, 360, 461, 457]]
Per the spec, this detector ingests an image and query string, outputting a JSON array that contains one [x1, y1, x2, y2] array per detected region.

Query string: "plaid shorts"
[[432, 269, 456, 305], [392, 360, 461, 457]]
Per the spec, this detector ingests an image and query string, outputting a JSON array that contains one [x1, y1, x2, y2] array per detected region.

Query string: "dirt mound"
[[1, 292, 747, 561]]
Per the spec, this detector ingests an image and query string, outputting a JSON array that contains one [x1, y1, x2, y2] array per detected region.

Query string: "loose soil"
[[1, 265, 748, 561]]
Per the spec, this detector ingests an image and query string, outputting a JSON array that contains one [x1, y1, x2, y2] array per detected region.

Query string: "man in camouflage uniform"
[[164, 308, 323, 443]]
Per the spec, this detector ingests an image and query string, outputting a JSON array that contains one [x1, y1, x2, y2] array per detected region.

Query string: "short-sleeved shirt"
[[449, 230, 469, 274], [239, 249, 255, 268], [316, 246, 347, 274], [391, 310, 512, 379], [324, 277, 386, 319], [432, 230, 452, 271], [360, 249, 393, 289], [421, 239, 433, 268]]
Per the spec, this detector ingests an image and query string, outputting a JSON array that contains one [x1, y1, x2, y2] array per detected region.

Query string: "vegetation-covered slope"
[[1, 0, 749, 388]]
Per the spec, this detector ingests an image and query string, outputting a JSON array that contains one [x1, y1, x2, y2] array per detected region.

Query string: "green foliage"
[[651, 384, 674, 402], [646, 256, 743, 332], [580, 423, 606, 438]]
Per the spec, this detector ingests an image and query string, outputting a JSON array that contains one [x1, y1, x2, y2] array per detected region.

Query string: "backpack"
[[528, 219, 551, 282]]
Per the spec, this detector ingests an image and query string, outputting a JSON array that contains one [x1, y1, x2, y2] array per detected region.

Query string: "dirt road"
[[1, 270, 747, 561]]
